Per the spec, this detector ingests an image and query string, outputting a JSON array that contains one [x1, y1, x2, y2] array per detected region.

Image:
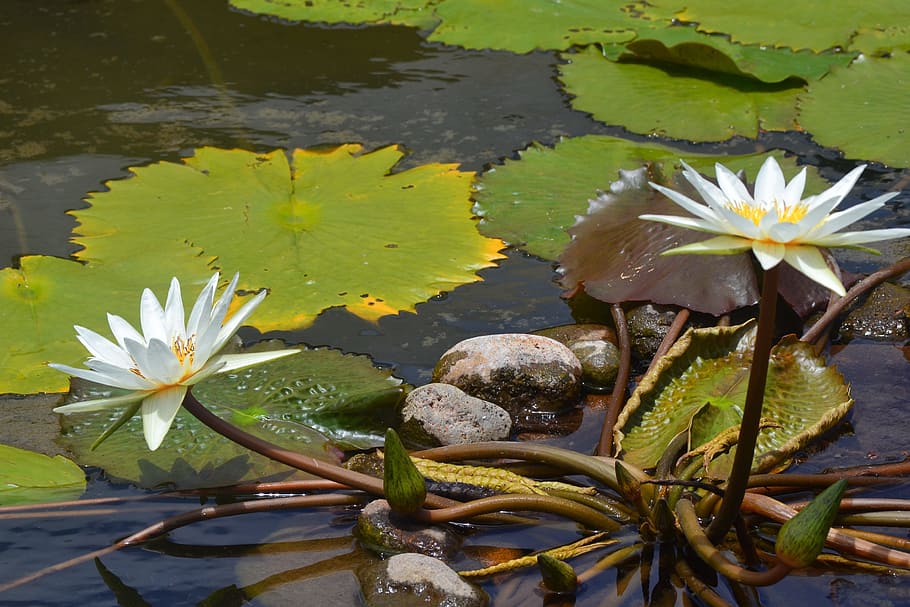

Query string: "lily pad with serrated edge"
[[799, 53, 910, 169], [473, 135, 828, 260], [614, 322, 854, 477], [71, 145, 505, 332], [640, 0, 910, 52], [58, 346, 406, 489], [0, 443, 86, 505], [559, 46, 802, 142]]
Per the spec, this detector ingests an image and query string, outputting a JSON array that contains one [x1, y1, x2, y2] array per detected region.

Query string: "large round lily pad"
[[0, 443, 86, 505], [58, 347, 407, 489], [614, 322, 854, 477]]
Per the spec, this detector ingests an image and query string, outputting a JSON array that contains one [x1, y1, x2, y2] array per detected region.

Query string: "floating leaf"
[[473, 135, 827, 260], [614, 323, 854, 476], [0, 443, 86, 505], [559, 46, 801, 142], [58, 347, 406, 489], [228, 0, 437, 28], [640, 0, 910, 52], [849, 26, 910, 56], [71, 145, 504, 331], [558, 166, 833, 316], [427, 0, 636, 53], [799, 53, 910, 168]]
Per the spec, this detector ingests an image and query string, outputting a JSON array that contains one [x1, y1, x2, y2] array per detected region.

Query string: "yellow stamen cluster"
[[728, 199, 808, 226], [171, 335, 196, 365]]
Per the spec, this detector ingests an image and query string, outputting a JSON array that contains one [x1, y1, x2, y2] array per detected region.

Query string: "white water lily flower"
[[51, 273, 299, 451], [641, 157, 909, 296]]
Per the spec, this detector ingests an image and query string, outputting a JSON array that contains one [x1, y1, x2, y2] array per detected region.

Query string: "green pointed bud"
[[383, 428, 426, 514], [775, 479, 847, 569], [615, 462, 650, 516], [537, 553, 578, 593]]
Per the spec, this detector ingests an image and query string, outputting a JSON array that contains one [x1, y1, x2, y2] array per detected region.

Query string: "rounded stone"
[[359, 553, 488, 607], [625, 303, 678, 360], [432, 334, 582, 418], [356, 499, 461, 560], [534, 324, 620, 389], [400, 383, 512, 447]]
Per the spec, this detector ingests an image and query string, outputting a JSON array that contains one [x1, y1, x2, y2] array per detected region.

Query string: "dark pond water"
[[1, 1, 909, 605]]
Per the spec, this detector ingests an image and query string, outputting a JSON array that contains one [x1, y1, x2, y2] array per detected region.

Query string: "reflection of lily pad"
[[614, 323, 854, 476], [799, 53, 910, 168], [473, 135, 826, 260], [0, 443, 86, 505], [559, 46, 801, 142], [58, 347, 407, 489], [72, 145, 505, 331]]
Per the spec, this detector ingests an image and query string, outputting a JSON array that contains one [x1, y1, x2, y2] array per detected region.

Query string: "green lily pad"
[[228, 0, 437, 28], [799, 53, 910, 168], [57, 347, 407, 489], [71, 145, 505, 331], [849, 26, 910, 56], [0, 443, 86, 505], [614, 322, 854, 476], [473, 135, 827, 260], [640, 0, 910, 52], [559, 46, 802, 142]]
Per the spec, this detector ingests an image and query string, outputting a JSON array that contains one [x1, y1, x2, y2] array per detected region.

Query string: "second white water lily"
[[51, 273, 298, 450], [641, 157, 909, 295]]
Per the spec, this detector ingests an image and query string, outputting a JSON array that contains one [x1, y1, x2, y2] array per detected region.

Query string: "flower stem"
[[596, 303, 631, 456], [706, 264, 780, 543]]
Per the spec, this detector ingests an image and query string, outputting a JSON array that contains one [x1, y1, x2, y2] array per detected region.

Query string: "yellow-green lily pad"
[[0, 443, 86, 505], [229, 0, 437, 28], [614, 322, 854, 476]]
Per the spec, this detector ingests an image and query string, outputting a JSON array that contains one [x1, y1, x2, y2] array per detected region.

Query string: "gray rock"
[[626, 304, 678, 360], [356, 499, 461, 560], [359, 553, 488, 607], [839, 282, 909, 341], [433, 334, 582, 419], [534, 324, 620, 389], [400, 383, 512, 447]]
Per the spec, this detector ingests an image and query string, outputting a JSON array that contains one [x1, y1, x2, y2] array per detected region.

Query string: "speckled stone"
[[534, 324, 620, 388], [626, 304, 678, 360], [400, 383, 512, 447], [356, 499, 461, 560], [432, 334, 582, 418], [359, 553, 488, 607]]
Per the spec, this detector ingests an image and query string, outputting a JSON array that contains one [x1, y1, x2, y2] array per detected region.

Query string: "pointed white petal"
[[144, 338, 183, 384], [812, 227, 910, 247], [753, 157, 785, 204], [648, 182, 720, 223], [187, 272, 219, 337], [751, 240, 786, 270], [767, 222, 802, 243], [783, 246, 846, 296], [53, 391, 148, 414], [715, 163, 753, 205], [811, 193, 900, 237], [793, 193, 843, 237], [213, 349, 300, 373], [139, 287, 168, 343], [141, 385, 187, 451], [714, 204, 761, 238], [195, 273, 239, 359], [210, 289, 268, 355], [163, 277, 186, 342], [638, 213, 726, 233], [107, 313, 145, 350], [182, 359, 228, 386], [783, 167, 807, 207], [660, 235, 753, 256], [678, 161, 729, 210], [48, 362, 153, 390], [810, 165, 866, 212], [74, 325, 131, 367]]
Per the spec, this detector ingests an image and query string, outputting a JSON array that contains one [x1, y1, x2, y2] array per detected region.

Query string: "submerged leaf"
[[58, 347, 406, 489], [0, 443, 86, 505], [614, 322, 853, 476]]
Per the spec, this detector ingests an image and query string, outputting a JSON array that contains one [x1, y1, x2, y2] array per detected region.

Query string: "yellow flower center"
[[727, 199, 808, 226]]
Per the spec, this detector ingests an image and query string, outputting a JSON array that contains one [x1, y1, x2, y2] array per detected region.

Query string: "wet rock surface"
[[534, 323, 620, 389], [400, 383, 512, 447], [356, 499, 461, 560], [359, 552, 488, 607], [626, 304, 678, 360], [839, 282, 909, 341], [433, 334, 582, 419]]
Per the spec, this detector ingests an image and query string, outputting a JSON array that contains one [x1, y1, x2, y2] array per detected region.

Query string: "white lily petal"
[[751, 241, 786, 270], [637, 213, 726, 234], [182, 359, 228, 386], [793, 193, 844, 237], [767, 222, 802, 243], [811, 165, 866, 211], [145, 337, 183, 383], [210, 288, 268, 355], [715, 204, 761, 239], [214, 349, 300, 373], [811, 193, 900, 238], [141, 385, 187, 451], [75, 325, 132, 367], [680, 160, 728, 209], [187, 272, 219, 337], [53, 391, 148, 414], [660, 235, 753, 256], [783, 246, 846, 296], [139, 287, 168, 343], [164, 277, 186, 343], [783, 167, 807, 207], [753, 157, 785, 205], [195, 273, 240, 359], [107, 313, 145, 350], [48, 362, 152, 391], [812, 227, 910, 247], [648, 182, 720, 223], [715, 163, 754, 205]]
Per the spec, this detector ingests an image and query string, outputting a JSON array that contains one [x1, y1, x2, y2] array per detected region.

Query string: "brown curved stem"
[[677, 499, 791, 586], [706, 265, 780, 543], [0, 493, 362, 593], [597, 303, 631, 456], [802, 256, 910, 345], [646, 307, 690, 374], [675, 557, 736, 607]]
